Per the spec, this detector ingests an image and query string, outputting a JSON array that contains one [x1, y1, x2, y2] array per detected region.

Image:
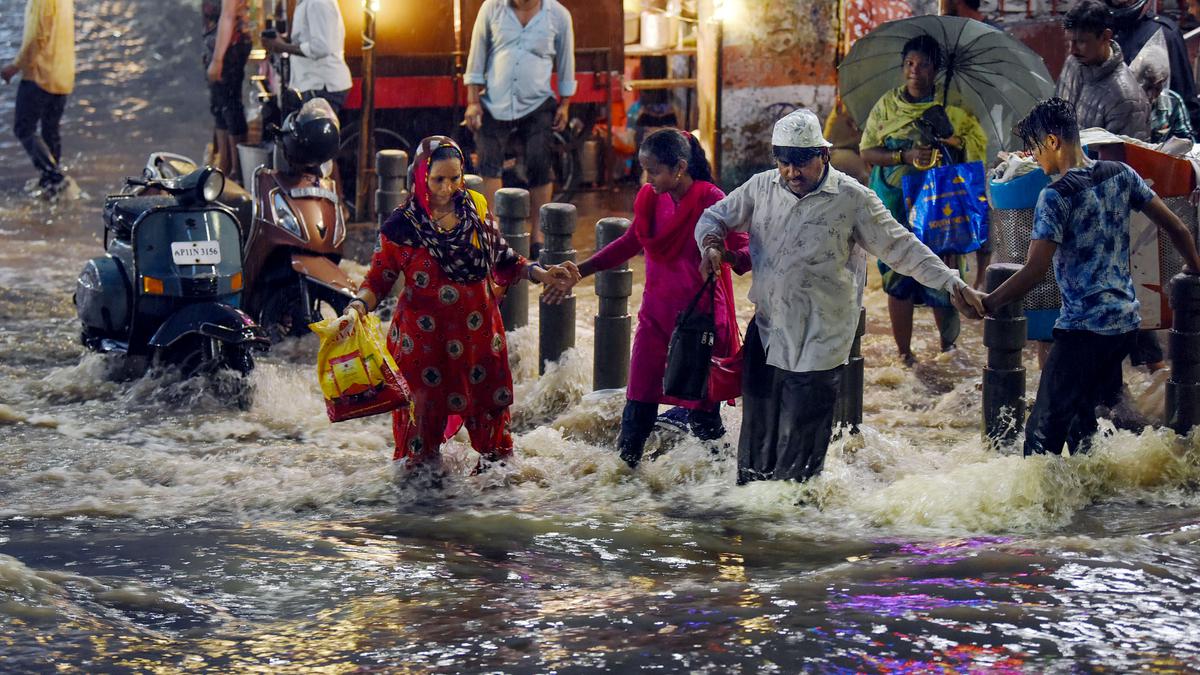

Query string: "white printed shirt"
[[290, 0, 353, 94], [695, 167, 965, 373]]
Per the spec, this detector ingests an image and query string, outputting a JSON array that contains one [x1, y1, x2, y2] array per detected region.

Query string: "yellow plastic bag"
[[310, 312, 411, 422]]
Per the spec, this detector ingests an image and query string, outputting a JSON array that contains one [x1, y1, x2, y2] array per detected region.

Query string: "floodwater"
[[4, 1, 1200, 672]]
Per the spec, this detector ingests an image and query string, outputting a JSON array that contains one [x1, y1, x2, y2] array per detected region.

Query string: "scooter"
[[145, 92, 356, 342], [242, 93, 356, 341], [74, 165, 268, 377]]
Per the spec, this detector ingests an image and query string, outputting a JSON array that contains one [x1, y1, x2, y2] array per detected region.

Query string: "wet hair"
[[1014, 98, 1080, 151], [639, 128, 714, 182], [1063, 0, 1111, 36], [960, 0, 982, 9], [901, 34, 944, 72]]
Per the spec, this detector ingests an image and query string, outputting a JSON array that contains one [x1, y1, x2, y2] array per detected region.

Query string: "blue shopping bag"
[[902, 160, 990, 255]]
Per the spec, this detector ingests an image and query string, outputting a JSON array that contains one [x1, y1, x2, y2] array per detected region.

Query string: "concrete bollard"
[[464, 174, 485, 193], [593, 218, 633, 390], [982, 263, 1027, 447], [1167, 273, 1200, 434], [538, 203, 577, 374], [375, 149, 408, 225], [835, 307, 867, 432], [495, 188, 531, 330]]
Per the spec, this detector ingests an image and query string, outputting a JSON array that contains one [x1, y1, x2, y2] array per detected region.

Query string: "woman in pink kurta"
[[558, 129, 749, 468]]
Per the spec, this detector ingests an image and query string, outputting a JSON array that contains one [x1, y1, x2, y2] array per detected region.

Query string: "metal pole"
[[464, 174, 485, 193], [1167, 273, 1200, 434], [354, 0, 378, 222], [375, 149, 408, 226], [538, 203, 577, 373], [495, 188, 531, 330], [982, 264, 1027, 447], [593, 218, 632, 390]]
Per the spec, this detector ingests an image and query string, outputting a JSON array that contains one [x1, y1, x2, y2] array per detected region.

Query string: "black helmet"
[[280, 98, 340, 168], [1104, 0, 1149, 27]]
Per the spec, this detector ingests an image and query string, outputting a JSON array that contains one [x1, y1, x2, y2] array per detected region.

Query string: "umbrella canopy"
[[838, 15, 1056, 161]]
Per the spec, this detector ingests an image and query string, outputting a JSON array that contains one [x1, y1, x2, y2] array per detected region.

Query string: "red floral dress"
[[362, 229, 526, 464]]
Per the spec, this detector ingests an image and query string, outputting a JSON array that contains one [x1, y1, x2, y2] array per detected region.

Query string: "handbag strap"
[[680, 273, 717, 322]]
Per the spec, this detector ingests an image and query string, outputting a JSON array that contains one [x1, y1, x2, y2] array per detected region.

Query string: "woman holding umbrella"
[[859, 34, 988, 366]]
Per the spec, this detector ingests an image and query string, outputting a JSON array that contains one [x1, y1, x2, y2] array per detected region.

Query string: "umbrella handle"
[[912, 148, 941, 171]]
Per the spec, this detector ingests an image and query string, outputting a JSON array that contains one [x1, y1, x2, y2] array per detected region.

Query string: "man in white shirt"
[[263, 0, 352, 113], [463, 0, 576, 256], [696, 110, 985, 485]]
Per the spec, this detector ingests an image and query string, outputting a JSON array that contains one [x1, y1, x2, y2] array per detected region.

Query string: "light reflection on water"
[[4, 0, 1200, 671]]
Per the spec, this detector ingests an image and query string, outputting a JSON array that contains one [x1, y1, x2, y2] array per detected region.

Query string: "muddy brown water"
[[3, 2, 1200, 672]]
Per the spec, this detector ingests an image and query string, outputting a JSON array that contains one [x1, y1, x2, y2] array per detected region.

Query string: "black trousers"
[[738, 319, 842, 484], [14, 79, 67, 184], [1128, 329, 1163, 366], [1025, 328, 1136, 456]]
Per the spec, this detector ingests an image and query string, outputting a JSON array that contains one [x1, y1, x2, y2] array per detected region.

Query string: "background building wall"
[[715, 0, 839, 186]]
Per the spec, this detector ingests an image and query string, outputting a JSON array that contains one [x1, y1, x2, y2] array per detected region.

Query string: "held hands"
[[950, 283, 987, 320], [537, 262, 581, 305]]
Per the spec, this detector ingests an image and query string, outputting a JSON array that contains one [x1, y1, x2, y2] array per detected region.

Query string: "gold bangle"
[[893, 150, 904, 166]]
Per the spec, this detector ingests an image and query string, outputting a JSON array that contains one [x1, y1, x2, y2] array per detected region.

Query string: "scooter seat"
[[105, 195, 176, 239]]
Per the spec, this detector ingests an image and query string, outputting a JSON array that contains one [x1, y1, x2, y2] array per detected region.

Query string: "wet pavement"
[[4, 1, 1200, 673]]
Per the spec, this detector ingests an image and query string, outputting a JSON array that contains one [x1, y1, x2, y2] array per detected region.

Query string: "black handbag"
[[663, 274, 717, 400]]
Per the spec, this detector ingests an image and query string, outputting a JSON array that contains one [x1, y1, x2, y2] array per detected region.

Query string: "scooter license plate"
[[171, 241, 221, 265]]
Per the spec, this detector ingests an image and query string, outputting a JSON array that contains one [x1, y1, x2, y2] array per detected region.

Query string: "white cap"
[[771, 109, 832, 149]]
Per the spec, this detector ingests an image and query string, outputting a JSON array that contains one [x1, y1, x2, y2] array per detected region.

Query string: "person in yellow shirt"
[[2, 0, 75, 198]]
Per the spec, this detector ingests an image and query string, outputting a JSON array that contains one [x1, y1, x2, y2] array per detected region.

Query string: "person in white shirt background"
[[696, 109, 986, 486], [263, 0, 352, 113]]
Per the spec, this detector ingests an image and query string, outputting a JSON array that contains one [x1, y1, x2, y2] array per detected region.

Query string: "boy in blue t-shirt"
[[983, 98, 1200, 456]]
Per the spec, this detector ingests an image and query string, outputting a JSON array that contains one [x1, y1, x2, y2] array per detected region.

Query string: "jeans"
[[14, 79, 67, 184]]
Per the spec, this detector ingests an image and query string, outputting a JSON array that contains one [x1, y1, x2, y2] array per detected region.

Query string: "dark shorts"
[[474, 98, 556, 187], [208, 39, 250, 136]]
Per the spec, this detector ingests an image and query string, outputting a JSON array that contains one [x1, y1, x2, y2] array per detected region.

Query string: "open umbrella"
[[838, 15, 1056, 161]]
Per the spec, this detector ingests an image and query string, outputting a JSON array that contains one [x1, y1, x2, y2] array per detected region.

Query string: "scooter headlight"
[[201, 168, 225, 203], [272, 191, 307, 241]]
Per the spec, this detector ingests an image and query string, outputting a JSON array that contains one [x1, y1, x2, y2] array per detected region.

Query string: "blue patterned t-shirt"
[[1031, 160, 1154, 334]]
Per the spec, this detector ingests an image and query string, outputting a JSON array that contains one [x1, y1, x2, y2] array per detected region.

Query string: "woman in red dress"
[[344, 136, 568, 474]]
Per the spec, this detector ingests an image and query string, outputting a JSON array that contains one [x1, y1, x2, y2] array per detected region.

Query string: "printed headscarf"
[[380, 136, 516, 283]]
